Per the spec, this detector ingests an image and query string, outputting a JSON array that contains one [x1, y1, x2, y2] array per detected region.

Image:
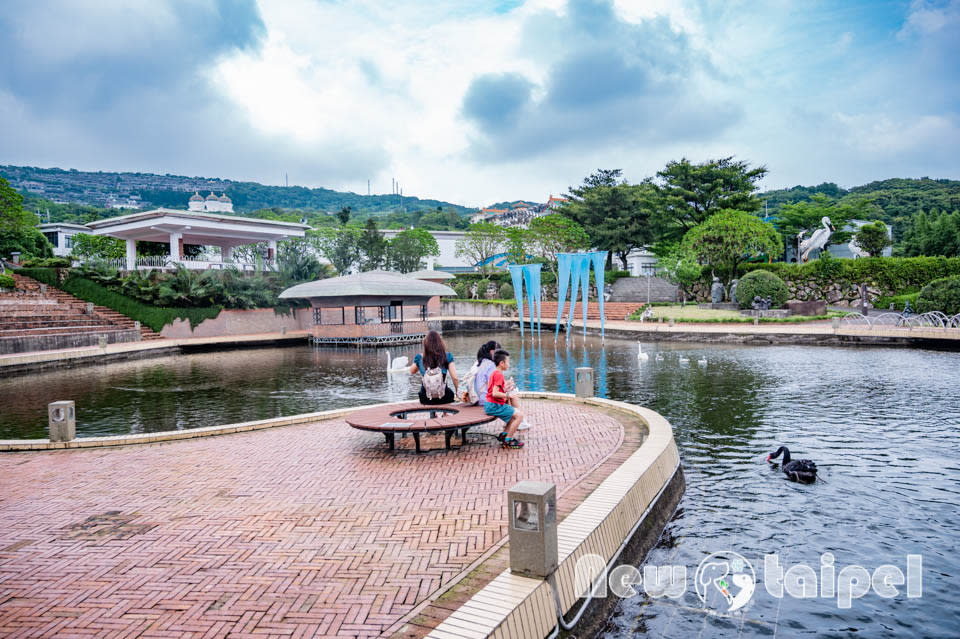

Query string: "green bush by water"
[[735, 270, 789, 309], [916, 276, 960, 315]]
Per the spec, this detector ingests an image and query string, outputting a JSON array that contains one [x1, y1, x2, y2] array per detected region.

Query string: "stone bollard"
[[281, 326, 288, 336], [832, 317, 840, 329], [48, 401, 76, 442], [99, 335, 108, 348], [575, 367, 594, 398], [507, 481, 557, 579], [668, 318, 675, 327], [86, 302, 94, 314], [659, 316, 663, 323], [40, 284, 47, 296], [754, 316, 759, 326]]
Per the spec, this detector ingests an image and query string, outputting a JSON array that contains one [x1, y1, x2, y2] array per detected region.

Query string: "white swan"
[[655, 352, 664, 362], [697, 356, 707, 366], [678, 355, 690, 364], [637, 342, 649, 361], [386, 350, 409, 373]]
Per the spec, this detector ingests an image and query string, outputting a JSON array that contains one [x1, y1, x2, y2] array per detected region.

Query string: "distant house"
[[37, 223, 90, 257]]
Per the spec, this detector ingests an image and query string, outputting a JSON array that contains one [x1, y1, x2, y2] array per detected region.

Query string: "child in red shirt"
[[484, 349, 524, 449]]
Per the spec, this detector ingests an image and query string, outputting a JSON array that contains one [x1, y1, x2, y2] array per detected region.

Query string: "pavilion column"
[[221, 244, 233, 262], [125, 238, 137, 271], [169, 232, 182, 263], [267, 239, 277, 263]]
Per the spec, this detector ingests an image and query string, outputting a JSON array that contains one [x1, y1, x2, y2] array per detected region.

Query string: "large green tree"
[[900, 209, 960, 257], [527, 214, 590, 275], [855, 221, 891, 257], [681, 210, 781, 284], [357, 218, 388, 270], [654, 157, 767, 240], [562, 169, 656, 270], [313, 227, 360, 274], [455, 222, 505, 275], [0, 177, 37, 231], [70, 233, 125, 259], [388, 228, 440, 273]]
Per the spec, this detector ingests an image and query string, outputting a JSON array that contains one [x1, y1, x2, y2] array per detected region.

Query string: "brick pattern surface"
[[0, 400, 623, 638]]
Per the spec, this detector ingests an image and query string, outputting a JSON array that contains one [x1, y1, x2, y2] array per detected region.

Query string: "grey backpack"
[[422, 366, 446, 399]]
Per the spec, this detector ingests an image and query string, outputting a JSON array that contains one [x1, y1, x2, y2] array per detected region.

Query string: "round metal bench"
[[345, 401, 497, 453]]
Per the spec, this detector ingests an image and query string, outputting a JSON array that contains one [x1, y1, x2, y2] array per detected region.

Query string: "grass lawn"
[[629, 304, 844, 324]]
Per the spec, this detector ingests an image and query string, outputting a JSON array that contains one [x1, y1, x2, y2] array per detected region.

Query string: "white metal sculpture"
[[797, 216, 835, 262]]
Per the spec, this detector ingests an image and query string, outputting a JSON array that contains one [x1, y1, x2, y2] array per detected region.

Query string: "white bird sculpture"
[[637, 342, 649, 361], [798, 216, 835, 262], [386, 350, 409, 373]]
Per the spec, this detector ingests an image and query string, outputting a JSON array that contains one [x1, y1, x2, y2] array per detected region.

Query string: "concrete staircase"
[[0, 274, 162, 354], [537, 301, 644, 322], [608, 276, 678, 303]]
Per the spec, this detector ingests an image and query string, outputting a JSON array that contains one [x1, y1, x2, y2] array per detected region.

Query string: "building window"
[[65, 235, 73, 249], [43, 232, 58, 248], [314, 307, 345, 325]]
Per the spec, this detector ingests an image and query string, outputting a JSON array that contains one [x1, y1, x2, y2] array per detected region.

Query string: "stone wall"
[[160, 308, 312, 339], [440, 301, 517, 318], [689, 276, 888, 308]]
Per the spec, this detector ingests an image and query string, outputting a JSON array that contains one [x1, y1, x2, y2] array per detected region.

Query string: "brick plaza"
[[0, 400, 626, 638]]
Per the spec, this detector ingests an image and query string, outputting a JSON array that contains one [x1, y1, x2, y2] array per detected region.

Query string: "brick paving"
[[0, 400, 624, 638]]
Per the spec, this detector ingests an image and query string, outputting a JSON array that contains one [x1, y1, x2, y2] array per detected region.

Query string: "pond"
[[1, 332, 958, 637]]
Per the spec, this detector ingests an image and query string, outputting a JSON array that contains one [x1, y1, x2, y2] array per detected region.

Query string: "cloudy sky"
[[1, 0, 958, 207]]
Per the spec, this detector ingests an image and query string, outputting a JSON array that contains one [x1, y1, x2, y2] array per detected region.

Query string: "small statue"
[[751, 295, 772, 311], [903, 300, 913, 318], [469, 282, 478, 300], [729, 279, 739, 304], [710, 277, 725, 304], [640, 307, 653, 323]]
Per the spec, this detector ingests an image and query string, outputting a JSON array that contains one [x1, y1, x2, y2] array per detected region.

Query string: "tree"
[[455, 222, 505, 275], [504, 227, 530, 265], [0, 177, 37, 231], [855, 221, 891, 257], [313, 227, 360, 274], [653, 157, 768, 240], [387, 228, 440, 273], [527, 214, 590, 275], [655, 245, 701, 306], [900, 209, 960, 257], [276, 238, 332, 285], [357, 218, 388, 270], [681, 210, 781, 284], [337, 206, 352, 226], [71, 233, 125, 260], [562, 170, 656, 269]]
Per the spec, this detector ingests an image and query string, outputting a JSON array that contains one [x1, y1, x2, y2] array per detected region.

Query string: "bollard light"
[[86, 302, 94, 315], [575, 367, 594, 398], [48, 401, 76, 442], [507, 481, 557, 579]]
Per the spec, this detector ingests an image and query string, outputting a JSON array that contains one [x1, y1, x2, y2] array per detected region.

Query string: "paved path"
[[0, 400, 623, 638]]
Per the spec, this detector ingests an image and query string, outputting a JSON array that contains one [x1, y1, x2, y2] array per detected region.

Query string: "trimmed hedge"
[[0, 273, 14, 289], [14, 267, 59, 286], [874, 292, 920, 311], [741, 256, 960, 293], [735, 270, 789, 309], [60, 277, 223, 333], [916, 276, 960, 315], [20, 257, 71, 268]]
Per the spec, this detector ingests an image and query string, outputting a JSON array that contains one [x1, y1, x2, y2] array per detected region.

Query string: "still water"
[[1, 333, 958, 637]]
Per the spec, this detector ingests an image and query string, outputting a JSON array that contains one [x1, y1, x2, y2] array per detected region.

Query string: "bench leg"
[[384, 432, 395, 451], [460, 427, 469, 445], [413, 432, 422, 454], [445, 430, 453, 449]]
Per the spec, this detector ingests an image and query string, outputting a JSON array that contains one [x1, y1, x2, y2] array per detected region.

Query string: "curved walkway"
[[0, 400, 624, 638]]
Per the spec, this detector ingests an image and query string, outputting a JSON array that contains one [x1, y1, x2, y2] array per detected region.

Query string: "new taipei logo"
[[695, 551, 756, 613]]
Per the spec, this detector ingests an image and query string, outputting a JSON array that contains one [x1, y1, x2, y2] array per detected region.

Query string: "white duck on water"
[[386, 351, 409, 373]]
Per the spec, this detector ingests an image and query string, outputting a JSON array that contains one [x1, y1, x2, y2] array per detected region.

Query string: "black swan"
[[767, 446, 817, 483]]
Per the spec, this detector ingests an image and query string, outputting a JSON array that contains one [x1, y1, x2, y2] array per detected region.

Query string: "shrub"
[[0, 273, 14, 289], [452, 281, 468, 299], [499, 282, 514, 299], [21, 257, 71, 268], [874, 292, 920, 311], [477, 278, 491, 298], [604, 270, 631, 285], [735, 270, 789, 309], [915, 276, 960, 315]]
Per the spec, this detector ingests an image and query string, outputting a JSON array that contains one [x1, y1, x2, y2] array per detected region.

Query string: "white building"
[[37, 223, 91, 257], [381, 229, 471, 271], [188, 191, 234, 213]]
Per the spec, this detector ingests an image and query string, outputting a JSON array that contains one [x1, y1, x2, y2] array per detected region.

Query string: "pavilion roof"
[[279, 270, 455, 300], [405, 269, 455, 280], [85, 208, 309, 245]]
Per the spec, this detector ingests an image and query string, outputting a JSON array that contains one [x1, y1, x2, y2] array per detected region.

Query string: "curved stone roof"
[[189, 191, 203, 202], [279, 270, 455, 300], [406, 269, 455, 280]]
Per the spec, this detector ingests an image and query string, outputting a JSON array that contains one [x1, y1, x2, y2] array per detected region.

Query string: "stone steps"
[[0, 325, 133, 337], [608, 276, 678, 303], [538, 301, 643, 321]]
